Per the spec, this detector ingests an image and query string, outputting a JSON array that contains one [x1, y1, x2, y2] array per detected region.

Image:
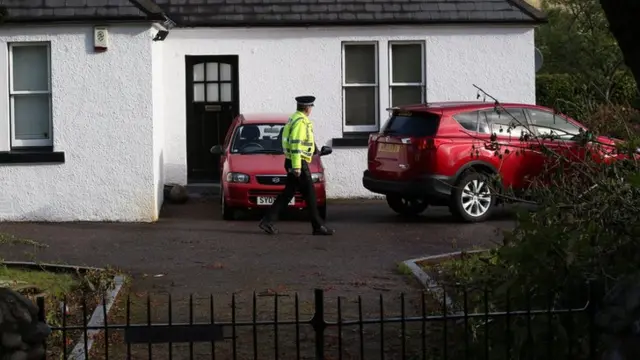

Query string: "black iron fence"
[[36, 287, 600, 359]]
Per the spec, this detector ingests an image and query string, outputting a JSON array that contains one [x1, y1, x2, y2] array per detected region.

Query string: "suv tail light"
[[414, 137, 450, 151]]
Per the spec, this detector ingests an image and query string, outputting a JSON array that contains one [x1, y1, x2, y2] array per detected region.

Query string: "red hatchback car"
[[363, 102, 618, 222], [210, 113, 333, 220]]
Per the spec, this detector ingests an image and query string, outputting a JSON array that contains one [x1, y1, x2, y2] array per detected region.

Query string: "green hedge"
[[536, 73, 639, 119]]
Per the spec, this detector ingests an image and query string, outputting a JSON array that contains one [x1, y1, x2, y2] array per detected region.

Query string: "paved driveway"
[[0, 199, 514, 298], [1, 199, 519, 358]]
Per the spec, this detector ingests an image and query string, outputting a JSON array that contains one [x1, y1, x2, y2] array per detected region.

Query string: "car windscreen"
[[231, 124, 285, 154], [381, 111, 441, 137]]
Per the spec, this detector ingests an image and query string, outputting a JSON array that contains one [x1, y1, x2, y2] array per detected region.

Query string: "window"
[[192, 61, 233, 103], [389, 42, 424, 107], [9, 43, 52, 148], [527, 109, 582, 139], [342, 43, 378, 132], [481, 108, 530, 138], [381, 111, 441, 137], [231, 123, 285, 154], [453, 111, 481, 132]]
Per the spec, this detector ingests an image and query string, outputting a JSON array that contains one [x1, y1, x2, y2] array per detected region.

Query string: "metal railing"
[[36, 287, 599, 359]]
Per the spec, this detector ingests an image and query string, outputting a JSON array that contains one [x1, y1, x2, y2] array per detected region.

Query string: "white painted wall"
[[0, 24, 158, 221], [162, 25, 535, 198], [151, 28, 165, 217]]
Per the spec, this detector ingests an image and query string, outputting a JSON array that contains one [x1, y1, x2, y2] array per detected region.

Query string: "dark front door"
[[185, 55, 239, 183]]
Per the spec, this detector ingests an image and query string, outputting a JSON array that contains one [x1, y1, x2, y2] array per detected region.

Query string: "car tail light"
[[414, 137, 450, 151], [414, 138, 434, 150]]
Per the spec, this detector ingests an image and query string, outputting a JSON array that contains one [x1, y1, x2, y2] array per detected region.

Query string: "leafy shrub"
[[580, 104, 640, 139], [536, 73, 639, 121]]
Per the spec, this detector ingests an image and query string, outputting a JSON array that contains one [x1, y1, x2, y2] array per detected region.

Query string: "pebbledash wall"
[[161, 25, 536, 199], [0, 23, 535, 221], [0, 24, 163, 222]]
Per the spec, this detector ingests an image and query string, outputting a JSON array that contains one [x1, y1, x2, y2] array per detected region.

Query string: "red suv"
[[211, 113, 333, 220], [362, 102, 618, 222]]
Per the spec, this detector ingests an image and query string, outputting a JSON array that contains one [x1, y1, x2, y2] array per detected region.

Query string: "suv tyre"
[[450, 171, 495, 222], [386, 195, 429, 216]]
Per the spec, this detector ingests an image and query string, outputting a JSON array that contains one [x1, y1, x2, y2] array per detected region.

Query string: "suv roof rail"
[[385, 107, 400, 112]]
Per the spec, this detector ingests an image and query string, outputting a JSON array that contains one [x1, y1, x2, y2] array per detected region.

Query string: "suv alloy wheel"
[[450, 171, 495, 222], [386, 195, 429, 216]]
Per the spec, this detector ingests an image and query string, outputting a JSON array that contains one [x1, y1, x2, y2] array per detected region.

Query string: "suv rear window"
[[382, 111, 441, 137]]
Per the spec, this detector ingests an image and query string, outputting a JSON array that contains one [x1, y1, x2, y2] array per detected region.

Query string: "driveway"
[[1, 199, 517, 358], [0, 199, 515, 297]]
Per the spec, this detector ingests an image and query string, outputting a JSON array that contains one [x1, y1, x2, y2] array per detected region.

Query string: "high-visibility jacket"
[[282, 111, 315, 170]]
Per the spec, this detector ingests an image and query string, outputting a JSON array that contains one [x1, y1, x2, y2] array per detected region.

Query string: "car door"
[[525, 107, 585, 181], [480, 107, 535, 191]]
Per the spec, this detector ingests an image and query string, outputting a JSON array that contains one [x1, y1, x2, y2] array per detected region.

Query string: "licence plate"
[[378, 143, 400, 153], [256, 196, 296, 206]]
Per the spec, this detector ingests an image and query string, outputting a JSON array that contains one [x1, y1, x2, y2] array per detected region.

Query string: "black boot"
[[312, 226, 335, 236], [259, 220, 279, 235]]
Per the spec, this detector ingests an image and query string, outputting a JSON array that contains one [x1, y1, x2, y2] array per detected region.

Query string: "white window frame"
[[388, 41, 425, 107], [341, 41, 379, 133], [8, 42, 53, 148]]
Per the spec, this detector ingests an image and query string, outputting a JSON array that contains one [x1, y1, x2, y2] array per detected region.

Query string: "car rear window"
[[382, 111, 441, 137]]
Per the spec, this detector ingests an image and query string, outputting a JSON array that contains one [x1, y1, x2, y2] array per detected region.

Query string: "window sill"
[[332, 133, 373, 147], [0, 149, 65, 164]]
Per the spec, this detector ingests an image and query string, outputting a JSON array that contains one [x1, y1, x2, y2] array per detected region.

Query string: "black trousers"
[[263, 159, 323, 229]]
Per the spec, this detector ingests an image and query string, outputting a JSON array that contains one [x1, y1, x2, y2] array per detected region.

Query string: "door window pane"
[[391, 43, 422, 83], [221, 83, 232, 102], [206, 63, 218, 81], [528, 109, 581, 138], [193, 84, 204, 102], [220, 63, 232, 81], [193, 63, 204, 81], [344, 87, 376, 126], [483, 108, 530, 137], [12, 45, 49, 92], [206, 84, 219, 102], [391, 86, 422, 107], [344, 44, 376, 84], [13, 95, 50, 140]]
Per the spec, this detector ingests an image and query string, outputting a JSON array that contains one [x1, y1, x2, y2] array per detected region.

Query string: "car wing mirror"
[[210, 145, 223, 155], [320, 146, 333, 156]]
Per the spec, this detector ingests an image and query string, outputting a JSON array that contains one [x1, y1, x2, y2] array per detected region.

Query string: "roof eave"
[[1, 16, 160, 25], [175, 18, 546, 28], [507, 0, 548, 22]]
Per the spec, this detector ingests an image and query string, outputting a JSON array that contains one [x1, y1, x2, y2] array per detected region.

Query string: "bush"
[[581, 104, 640, 139], [536, 72, 639, 120]]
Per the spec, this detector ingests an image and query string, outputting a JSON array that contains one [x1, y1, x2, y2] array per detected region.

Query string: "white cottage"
[[0, 0, 545, 221]]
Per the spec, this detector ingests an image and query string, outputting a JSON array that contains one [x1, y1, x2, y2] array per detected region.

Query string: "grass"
[[0, 232, 48, 248], [0, 265, 78, 297]]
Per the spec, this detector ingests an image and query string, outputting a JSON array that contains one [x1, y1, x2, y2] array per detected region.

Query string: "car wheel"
[[221, 189, 235, 221], [318, 204, 327, 220], [385, 195, 429, 216], [449, 171, 495, 222]]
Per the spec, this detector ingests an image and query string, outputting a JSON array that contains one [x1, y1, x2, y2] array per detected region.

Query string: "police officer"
[[259, 96, 335, 236]]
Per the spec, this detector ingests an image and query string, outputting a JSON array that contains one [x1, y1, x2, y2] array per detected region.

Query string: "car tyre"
[[221, 189, 235, 221], [449, 171, 495, 223], [318, 204, 327, 220], [385, 195, 429, 216]]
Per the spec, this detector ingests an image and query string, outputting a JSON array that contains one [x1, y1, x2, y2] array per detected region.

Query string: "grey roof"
[[0, 0, 546, 26], [0, 0, 163, 23], [154, 0, 546, 26]]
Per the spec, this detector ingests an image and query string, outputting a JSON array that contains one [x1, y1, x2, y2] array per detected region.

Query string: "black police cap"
[[295, 96, 316, 106]]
